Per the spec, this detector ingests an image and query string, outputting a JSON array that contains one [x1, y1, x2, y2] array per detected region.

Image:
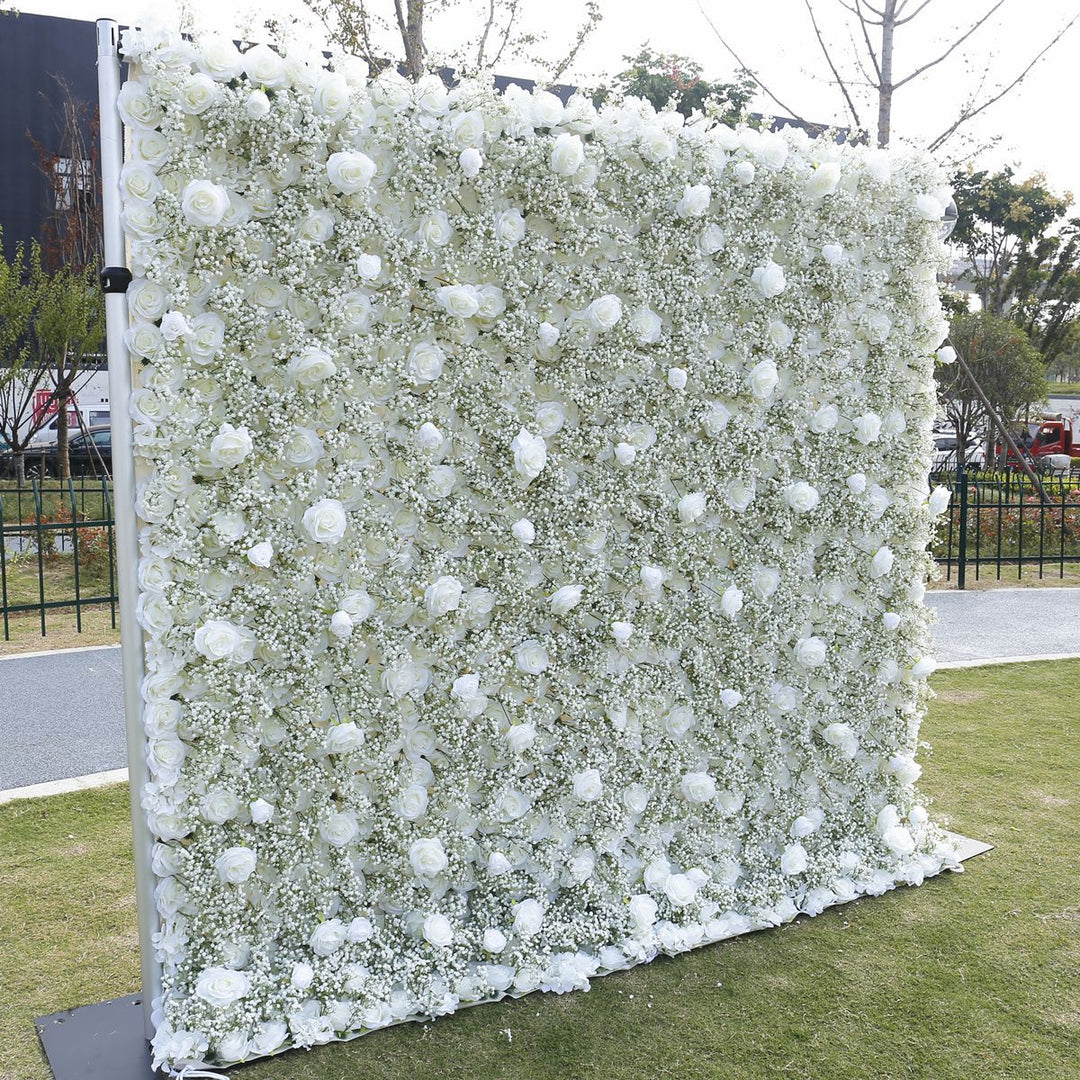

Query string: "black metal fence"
[[2, 467, 1079, 639], [931, 466, 1080, 587], [0, 477, 117, 640]]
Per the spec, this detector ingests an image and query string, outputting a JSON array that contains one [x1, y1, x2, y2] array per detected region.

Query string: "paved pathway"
[[2, 588, 1080, 792], [0, 645, 125, 791], [925, 587, 1080, 663]]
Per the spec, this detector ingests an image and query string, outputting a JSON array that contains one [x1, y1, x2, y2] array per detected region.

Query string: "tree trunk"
[[13, 449, 25, 486], [396, 0, 426, 80], [876, 1, 896, 147], [56, 349, 71, 481]]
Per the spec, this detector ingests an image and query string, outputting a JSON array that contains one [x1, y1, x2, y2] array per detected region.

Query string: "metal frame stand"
[[34, 19, 163, 1080]]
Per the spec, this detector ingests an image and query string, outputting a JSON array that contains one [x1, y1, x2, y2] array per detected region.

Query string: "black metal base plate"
[[36, 994, 158, 1080]]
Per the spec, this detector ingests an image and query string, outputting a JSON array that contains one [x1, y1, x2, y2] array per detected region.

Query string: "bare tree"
[[698, 0, 1079, 151], [295, 0, 601, 81]]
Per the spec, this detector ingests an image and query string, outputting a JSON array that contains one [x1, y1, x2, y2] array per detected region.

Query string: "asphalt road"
[[1, 587, 1079, 792]]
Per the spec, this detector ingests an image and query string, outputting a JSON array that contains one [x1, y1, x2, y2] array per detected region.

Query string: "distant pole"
[[96, 18, 161, 1040]]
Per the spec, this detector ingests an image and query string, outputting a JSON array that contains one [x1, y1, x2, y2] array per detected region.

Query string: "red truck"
[[996, 415, 1075, 470]]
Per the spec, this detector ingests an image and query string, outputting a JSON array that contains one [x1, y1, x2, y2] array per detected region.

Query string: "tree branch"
[[804, 0, 863, 128], [928, 12, 1080, 151], [892, 0, 1005, 90], [476, 0, 496, 68], [894, 0, 935, 24], [696, 1, 809, 121]]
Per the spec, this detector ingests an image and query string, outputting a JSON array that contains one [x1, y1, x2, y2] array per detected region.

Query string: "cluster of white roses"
[[117, 22, 959, 1074]]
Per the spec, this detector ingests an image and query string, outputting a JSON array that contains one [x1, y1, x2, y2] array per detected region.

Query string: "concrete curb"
[[0, 643, 120, 662], [0, 768, 128, 805], [937, 651, 1080, 669]]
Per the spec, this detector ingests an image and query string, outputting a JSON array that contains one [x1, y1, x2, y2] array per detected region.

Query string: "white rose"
[[664, 873, 698, 907], [822, 242, 844, 265], [494, 209, 526, 246], [195, 967, 250, 1007], [667, 367, 688, 390], [244, 90, 271, 119], [751, 260, 787, 298], [247, 541, 273, 567], [784, 481, 820, 514], [928, 486, 951, 516], [628, 894, 658, 932], [288, 347, 337, 386], [586, 294, 623, 332], [483, 928, 507, 953], [699, 223, 726, 254], [407, 341, 446, 384], [291, 962, 314, 990], [310, 918, 347, 956], [202, 788, 242, 824], [188, 312, 225, 364], [505, 723, 537, 753], [614, 442, 637, 466], [326, 151, 376, 193], [450, 110, 485, 149], [194, 620, 255, 663], [678, 491, 707, 525], [128, 279, 168, 321], [751, 566, 780, 600], [823, 722, 859, 758], [437, 284, 480, 318], [781, 843, 809, 875], [179, 73, 218, 115], [199, 34, 243, 79], [847, 472, 868, 494], [936, 345, 957, 365], [810, 404, 839, 433], [303, 499, 348, 544], [120, 162, 161, 204], [720, 585, 744, 618], [882, 611, 901, 631], [795, 636, 827, 668], [215, 846, 256, 884], [536, 401, 567, 436], [146, 736, 185, 783], [550, 584, 584, 616], [512, 518, 535, 544], [675, 183, 711, 218], [250, 798, 274, 824], [423, 913, 454, 947], [630, 306, 662, 343], [550, 132, 585, 176], [347, 917, 374, 944], [747, 358, 779, 399], [807, 161, 841, 197], [511, 428, 547, 481], [513, 898, 545, 936], [117, 81, 163, 130], [425, 575, 463, 617], [243, 43, 288, 88], [326, 721, 365, 753], [869, 546, 895, 579], [419, 210, 453, 247], [538, 321, 561, 348], [572, 768, 603, 802], [733, 159, 755, 184], [410, 838, 449, 877], [159, 311, 192, 342], [181, 179, 229, 227], [515, 639, 549, 675], [612, 620, 634, 644], [313, 72, 351, 118], [640, 565, 665, 591], [459, 147, 483, 176], [663, 705, 696, 739], [680, 771, 716, 803], [910, 656, 937, 680], [216, 1031, 250, 1063], [704, 401, 732, 436], [396, 784, 430, 820], [853, 412, 883, 445], [319, 810, 360, 847]]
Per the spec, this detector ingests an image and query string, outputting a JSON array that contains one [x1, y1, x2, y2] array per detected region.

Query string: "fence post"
[[957, 462, 968, 590]]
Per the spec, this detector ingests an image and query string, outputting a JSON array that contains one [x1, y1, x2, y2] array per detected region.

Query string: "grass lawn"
[[1, 661, 1078, 1080]]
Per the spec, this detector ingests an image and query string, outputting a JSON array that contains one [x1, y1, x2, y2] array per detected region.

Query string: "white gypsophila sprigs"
[[117, 27, 957, 1072]]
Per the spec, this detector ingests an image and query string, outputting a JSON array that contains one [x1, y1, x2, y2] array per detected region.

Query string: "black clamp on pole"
[[100, 266, 133, 294]]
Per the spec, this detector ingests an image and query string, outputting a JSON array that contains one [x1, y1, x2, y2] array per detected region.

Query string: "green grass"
[[2, 662, 1078, 1080]]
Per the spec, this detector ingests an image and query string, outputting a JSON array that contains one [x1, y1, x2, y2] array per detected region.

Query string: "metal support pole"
[[96, 18, 161, 1040], [956, 461, 968, 590]]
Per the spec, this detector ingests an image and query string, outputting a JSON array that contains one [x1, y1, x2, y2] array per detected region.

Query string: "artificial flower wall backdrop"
[[117, 25, 957, 1072]]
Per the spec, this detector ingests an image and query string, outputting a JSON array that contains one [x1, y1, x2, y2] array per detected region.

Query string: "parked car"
[[40, 426, 113, 478], [932, 433, 985, 471]]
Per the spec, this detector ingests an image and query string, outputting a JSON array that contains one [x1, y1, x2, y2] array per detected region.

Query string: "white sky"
[[13, 0, 1080, 202]]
